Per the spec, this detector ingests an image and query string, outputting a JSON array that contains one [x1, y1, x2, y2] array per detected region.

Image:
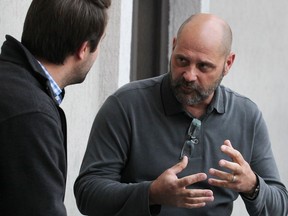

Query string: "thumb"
[[169, 156, 188, 175]]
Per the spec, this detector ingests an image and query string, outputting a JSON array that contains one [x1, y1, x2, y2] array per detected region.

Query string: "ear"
[[77, 41, 90, 60], [172, 37, 177, 51], [223, 52, 235, 76]]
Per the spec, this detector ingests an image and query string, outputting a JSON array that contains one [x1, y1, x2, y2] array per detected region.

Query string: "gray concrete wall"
[[1, 1, 287, 215]]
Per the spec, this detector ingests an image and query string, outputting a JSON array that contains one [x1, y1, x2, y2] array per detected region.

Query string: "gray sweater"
[[75, 74, 288, 216]]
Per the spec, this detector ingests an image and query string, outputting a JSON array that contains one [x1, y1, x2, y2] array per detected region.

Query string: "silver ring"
[[231, 175, 236, 183]]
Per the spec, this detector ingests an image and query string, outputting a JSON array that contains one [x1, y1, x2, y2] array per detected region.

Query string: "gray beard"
[[170, 72, 224, 106]]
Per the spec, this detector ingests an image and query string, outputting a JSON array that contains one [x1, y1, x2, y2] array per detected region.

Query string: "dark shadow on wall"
[[131, 0, 169, 81]]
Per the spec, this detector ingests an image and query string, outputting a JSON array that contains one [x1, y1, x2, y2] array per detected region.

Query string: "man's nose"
[[183, 66, 197, 82]]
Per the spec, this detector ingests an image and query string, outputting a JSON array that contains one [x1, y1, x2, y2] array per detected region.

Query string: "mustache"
[[173, 78, 199, 89]]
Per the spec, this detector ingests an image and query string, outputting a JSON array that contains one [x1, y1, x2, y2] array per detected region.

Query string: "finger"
[[184, 189, 214, 198], [180, 190, 214, 208], [223, 139, 232, 147], [185, 197, 214, 207], [185, 202, 207, 208], [168, 156, 188, 175], [221, 145, 244, 165], [208, 177, 233, 188], [184, 193, 214, 208], [185, 195, 214, 203], [218, 159, 241, 173], [209, 168, 235, 182], [178, 173, 207, 188]]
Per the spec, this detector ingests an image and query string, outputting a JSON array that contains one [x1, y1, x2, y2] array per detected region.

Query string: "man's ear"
[[172, 37, 177, 51], [77, 41, 90, 60], [223, 52, 235, 76]]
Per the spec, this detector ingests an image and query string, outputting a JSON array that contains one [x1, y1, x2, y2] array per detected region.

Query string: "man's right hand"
[[149, 156, 214, 208]]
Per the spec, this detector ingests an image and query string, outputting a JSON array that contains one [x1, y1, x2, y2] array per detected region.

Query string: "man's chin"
[[179, 86, 195, 94], [175, 94, 200, 105]]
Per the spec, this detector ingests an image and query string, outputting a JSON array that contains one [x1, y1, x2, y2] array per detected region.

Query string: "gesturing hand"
[[149, 156, 214, 208], [208, 140, 257, 195]]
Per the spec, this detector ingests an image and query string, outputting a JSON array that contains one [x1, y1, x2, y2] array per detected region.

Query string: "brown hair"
[[21, 0, 111, 64]]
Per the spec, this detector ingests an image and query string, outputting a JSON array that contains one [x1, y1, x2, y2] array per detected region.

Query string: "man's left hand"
[[208, 140, 257, 195]]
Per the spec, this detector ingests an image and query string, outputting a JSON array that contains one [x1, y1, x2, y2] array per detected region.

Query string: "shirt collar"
[[37, 61, 63, 105], [207, 86, 225, 114], [161, 73, 225, 116]]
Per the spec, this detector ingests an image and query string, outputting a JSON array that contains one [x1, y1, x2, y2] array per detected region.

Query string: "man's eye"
[[198, 63, 211, 72], [176, 57, 188, 66]]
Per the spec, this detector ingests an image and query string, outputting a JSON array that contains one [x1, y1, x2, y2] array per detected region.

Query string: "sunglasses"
[[180, 118, 201, 160]]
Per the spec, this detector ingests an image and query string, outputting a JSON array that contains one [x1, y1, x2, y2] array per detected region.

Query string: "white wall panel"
[[209, 1, 288, 215]]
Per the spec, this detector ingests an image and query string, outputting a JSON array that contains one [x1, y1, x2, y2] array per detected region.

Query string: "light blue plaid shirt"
[[38, 61, 63, 105]]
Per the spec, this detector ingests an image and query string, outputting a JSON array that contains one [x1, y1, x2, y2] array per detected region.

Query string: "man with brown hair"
[[0, 0, 111, 215]]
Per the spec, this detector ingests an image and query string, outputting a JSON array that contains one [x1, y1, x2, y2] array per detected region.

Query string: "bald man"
[[74, 13, 288, 216]]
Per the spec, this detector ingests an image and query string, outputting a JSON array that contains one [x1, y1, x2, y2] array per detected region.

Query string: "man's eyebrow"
[[174, 54, 189, 59]]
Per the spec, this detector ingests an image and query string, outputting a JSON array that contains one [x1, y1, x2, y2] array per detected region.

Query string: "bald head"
[[177, 13, 233, 56]]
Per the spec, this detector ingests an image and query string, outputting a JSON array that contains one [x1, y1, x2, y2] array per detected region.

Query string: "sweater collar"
[[0, 35, 65, 105]]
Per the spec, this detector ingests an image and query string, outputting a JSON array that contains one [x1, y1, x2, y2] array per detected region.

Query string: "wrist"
[[242, 175, 260, 200], [149, 181, 157, 205]]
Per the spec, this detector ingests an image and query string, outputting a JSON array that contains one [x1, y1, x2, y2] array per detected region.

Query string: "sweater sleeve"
[[0, 112, 67, 216], [74, 96, 154, 216], [241, 111, 288, 215]]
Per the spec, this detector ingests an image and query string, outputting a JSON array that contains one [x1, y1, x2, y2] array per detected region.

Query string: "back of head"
[[21, 0, 111, 65]]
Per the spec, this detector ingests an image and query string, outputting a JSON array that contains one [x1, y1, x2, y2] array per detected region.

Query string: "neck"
[[184, 104, 207, 119], [38, 59, 69, 89], [184, 93, 214, 118]]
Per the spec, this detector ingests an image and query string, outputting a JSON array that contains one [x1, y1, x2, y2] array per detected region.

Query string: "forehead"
[[174, 38, 223, 64], [174, 22, 225, 61]]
